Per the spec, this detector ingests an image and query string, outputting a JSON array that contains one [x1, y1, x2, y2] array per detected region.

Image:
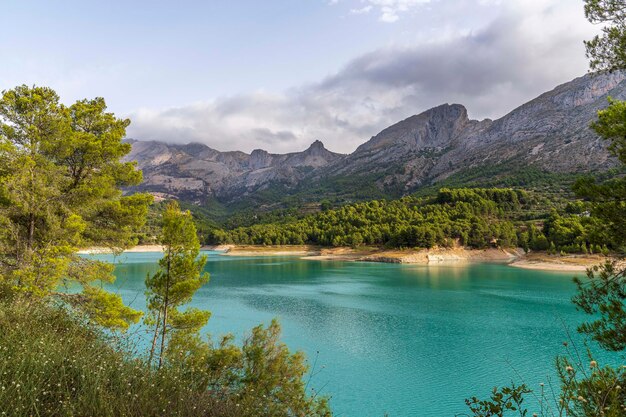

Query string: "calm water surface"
[[89, 251, 621, 417]]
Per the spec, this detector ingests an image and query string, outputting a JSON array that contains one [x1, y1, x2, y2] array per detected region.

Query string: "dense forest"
[[202, 187, 613, 254]]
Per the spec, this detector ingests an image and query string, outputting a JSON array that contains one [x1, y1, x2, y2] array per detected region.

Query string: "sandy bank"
[[79, 244, 241, 254], [217, 244, 516, 264], [216, 244, 518, 263], [205, 244, 235, 252], [212, 245, 319, 257], [79, 244, 608, 272], [77, 245, 165, 254], [508, 253, 606, 272], [216, 244, 608, 272], [358, 247, 522, 264]]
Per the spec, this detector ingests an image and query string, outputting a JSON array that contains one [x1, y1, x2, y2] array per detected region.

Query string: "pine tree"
[[145, 201, 210, 368], [0, 85, 151, 329], [548, 241, 557, 255], [584, 0, 626, 72], [572, 0, 626, 352]]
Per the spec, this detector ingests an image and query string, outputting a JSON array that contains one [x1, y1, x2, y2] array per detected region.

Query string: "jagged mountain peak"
[[249, 148, 273, 170], [424, 103, 468, 118], [355, 103, 472, 154], [308, 139, 325, 150], [302, 140, 337, 157], [175, 142, 211, 153]]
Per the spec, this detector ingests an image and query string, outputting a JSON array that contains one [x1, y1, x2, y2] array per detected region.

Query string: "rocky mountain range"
[[125, 138, 344, 203], [125, 71, 626, 207]]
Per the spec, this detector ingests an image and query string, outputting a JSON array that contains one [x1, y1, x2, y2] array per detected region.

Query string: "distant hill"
[[125, 71, 625, 209]]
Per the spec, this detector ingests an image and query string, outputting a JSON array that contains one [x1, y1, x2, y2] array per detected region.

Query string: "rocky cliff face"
[[318, 103, 490, 185], [433, 71, 626, 175], [125, 72, 625, 204], [124, 138, 343, 202]]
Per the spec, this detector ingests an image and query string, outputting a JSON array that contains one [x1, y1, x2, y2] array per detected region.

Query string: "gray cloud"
[[127, 1, 598, 154]]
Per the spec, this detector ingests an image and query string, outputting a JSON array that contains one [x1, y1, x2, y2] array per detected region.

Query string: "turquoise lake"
[[88, 251, 621, 417]]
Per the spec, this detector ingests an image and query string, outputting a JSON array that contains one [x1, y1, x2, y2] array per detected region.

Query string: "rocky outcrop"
[[355, 104, 474, 153], [319, 103, 491, 184], [126, 72, 626, 205]]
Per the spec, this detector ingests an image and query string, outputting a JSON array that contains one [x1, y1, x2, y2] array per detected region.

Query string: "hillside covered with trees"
[[206, 187, 614, 255]]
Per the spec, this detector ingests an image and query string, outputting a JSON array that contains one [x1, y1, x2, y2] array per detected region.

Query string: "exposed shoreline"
[[206, 244, 606, 272], [508, 253, 606, 272], [77, 245, 165, 254], [78, 244, 607, 272]]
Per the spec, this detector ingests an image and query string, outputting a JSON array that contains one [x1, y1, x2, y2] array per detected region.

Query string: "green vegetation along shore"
[[203, 187, 615, 257]]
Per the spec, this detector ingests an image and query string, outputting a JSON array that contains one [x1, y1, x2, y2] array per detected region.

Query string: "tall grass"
[[0, 299, 239, 417]]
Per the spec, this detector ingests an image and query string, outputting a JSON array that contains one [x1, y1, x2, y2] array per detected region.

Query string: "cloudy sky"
[[1, 0, 599, 153]]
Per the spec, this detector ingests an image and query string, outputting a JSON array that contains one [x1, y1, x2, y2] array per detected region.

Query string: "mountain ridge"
[[124, 71, 626, 206]]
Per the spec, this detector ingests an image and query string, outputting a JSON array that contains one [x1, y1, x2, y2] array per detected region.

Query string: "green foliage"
[[82, 286, 144, 330], [527, 224, 550, 251], [0, 299, 330, 417], [0, 299, 221, 417], [0, 85, 152, 330], [556, 355, 626, 417], [574, 98, 626, 252], [222, 206, 304, 230], [215, 188, 527, 249], [592, 98, 626, 164], [211, 187, 605, 253], [573, 261, 626, 351], [465, 384, 531, 417], [145, 201, 210, 368], [466, 355, 626, 417], [414, 160, 585, 202], [584, 0, 626, 72], [540, 210, 609, 254], [166, 319, 331, 417]]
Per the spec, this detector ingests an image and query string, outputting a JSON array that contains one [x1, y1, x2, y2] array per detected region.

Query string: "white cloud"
[[354, 0, 432, 22], [380, 8, 400, 22], [332, 0, 432, 22], [350, 5, 373, 14]]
